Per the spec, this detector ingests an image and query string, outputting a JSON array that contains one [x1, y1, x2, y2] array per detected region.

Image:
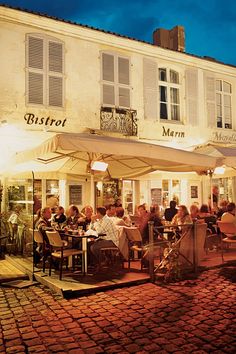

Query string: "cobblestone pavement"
[[0, 265, 236, 354]]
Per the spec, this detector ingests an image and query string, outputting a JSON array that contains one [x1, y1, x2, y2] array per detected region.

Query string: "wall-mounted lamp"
[[91, 161, 108, 172]]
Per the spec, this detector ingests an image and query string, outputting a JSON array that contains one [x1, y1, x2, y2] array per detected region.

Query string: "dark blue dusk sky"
[[2, 0, 236, 66]]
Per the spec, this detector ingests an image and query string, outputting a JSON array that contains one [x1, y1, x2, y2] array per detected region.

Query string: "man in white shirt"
[[90, 206, 118, 262], [221, 202, 236, 224]]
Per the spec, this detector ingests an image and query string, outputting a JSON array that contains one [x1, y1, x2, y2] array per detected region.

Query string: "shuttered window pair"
[[101, 53, 130, 108], [26, 34, 64, 108]]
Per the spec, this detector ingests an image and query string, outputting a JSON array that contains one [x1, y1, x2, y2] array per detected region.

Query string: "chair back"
[[30, 229, 43, 243], [217, 221, 236, 237], [46, 230, 64, 247], [123, 227, 142, 242]]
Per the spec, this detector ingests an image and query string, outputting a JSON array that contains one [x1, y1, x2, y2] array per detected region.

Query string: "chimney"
[[153, 25, 185, 52]]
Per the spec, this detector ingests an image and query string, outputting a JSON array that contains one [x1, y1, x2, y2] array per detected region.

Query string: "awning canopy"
[[11, 133, 221, 179], [194, 144, 236, 169]]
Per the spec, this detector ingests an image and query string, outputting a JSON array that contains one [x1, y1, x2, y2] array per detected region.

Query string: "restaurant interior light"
[[214, 166, 226, 175], [91, 161, 108, 172]]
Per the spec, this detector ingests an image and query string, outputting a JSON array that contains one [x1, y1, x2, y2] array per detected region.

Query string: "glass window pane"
[[217, 105, 222, 118], [171, 104, 180, 121], [223, 81, 231, 93], [170, 70, 179, 84], [216, 93, 221, 104], [170, 87, 179, 104], [160, 103, 168, 119], [224, 106, 231, 119], [162, 180, 169, 191], [159, 68, 167, 81], [224, 94, 231, 106], [160, 86, 167, 102]]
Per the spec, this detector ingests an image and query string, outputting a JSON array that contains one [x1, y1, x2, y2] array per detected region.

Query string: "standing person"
[[8, 205, 25, 235], [164, 200, 178, 222], [190, 204, 199, 221], [89, 207, 119, 264]]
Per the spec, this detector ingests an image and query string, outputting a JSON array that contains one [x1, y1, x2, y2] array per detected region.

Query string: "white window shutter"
[[102, 53, 114, 82], [143, 58, 158, 120], [28, 36, 43, 69], [49, 76, 63, 107], [205, 75, 216, 128], [103, 84, 115, 106], [119, 87, 130, 108], [118, 57, 129, 85], [49, 41, 63, 73], [185, 69, 198, 126], [28, 72, 43, 104]]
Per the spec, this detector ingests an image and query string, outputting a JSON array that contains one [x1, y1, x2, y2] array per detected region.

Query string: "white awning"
[[11, 133, 221, 178], [194, 144, 236, 168]]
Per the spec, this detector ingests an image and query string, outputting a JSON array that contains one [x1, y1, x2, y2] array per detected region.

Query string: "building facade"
[[1, 5, 236, 213]]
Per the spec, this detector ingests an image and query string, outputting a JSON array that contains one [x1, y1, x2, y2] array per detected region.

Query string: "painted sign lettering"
[[162, 126, 185, 138], [24, 113, 67, 127]]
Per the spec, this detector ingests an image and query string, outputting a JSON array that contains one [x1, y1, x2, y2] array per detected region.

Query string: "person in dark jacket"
[[164, 200, 178, 221]]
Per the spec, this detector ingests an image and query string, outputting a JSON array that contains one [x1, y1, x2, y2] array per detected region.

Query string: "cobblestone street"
[[0, 264, 236, 353]]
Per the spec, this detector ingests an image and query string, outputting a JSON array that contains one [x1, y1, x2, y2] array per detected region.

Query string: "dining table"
[[62, 231, 106, 274]]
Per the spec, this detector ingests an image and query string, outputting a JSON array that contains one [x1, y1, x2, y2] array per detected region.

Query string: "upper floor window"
[[101, 52, 131, 108], [216, 80, 232, 129], [159, 68, 180, 121], [26, 34, 64, 108]]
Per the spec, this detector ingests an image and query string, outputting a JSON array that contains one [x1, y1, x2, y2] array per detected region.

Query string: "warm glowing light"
[[214, 166, 226, 175], [91, 161, 108, 171]]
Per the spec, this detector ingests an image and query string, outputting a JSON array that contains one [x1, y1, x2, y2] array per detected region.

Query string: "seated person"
[[106, 204, 117, 217], [190, 204, 199, 221], [149, 205, 164, 240], [198, 204, 217, 234], [89, 206, 119, 264], [164, 200, 178, 222], [79, 205, 94, 231], [112, 207, 131, 227], [172, 205, 192, 239], [137, 204, 150, 244], [221, 202, 236, 224], [66, 205, 84, 229], [52, 206, 66, 226], [35, 207, 52, 244]]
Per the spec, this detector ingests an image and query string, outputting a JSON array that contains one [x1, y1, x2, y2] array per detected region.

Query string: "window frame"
[[25, 33, 65, 109], [158, 68, 181, 122], [216, 79, 232, 129], [101, 51, 131, 109]]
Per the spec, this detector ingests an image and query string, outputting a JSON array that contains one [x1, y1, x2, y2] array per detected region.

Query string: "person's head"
[[177, 205, 189, 218], [116, 207, 125, 218], [84, 205, 93, 218], [41, 207, 51, 220], [14, 205, 22, 214], [226, 202, 236, 214], [200, 204, 209, 213], [96, 206, 106, 219], [115, 198, 122, 207], [170, 200, 177, 209], [190, 204, 199, 218], [56, 206, 64, 215], [68, 205, 79, 217], [138, 204, 147, 217], [150, 205, 160, 216], [106, 204, 116, 217]]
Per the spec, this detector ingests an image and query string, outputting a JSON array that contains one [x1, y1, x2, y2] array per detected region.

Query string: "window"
[[216, 80, 232, 129], [162, 179, 181, 207], [101, 52, 131, 108], [159, 68, 180, 121], [26, 34, 64, 107]]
